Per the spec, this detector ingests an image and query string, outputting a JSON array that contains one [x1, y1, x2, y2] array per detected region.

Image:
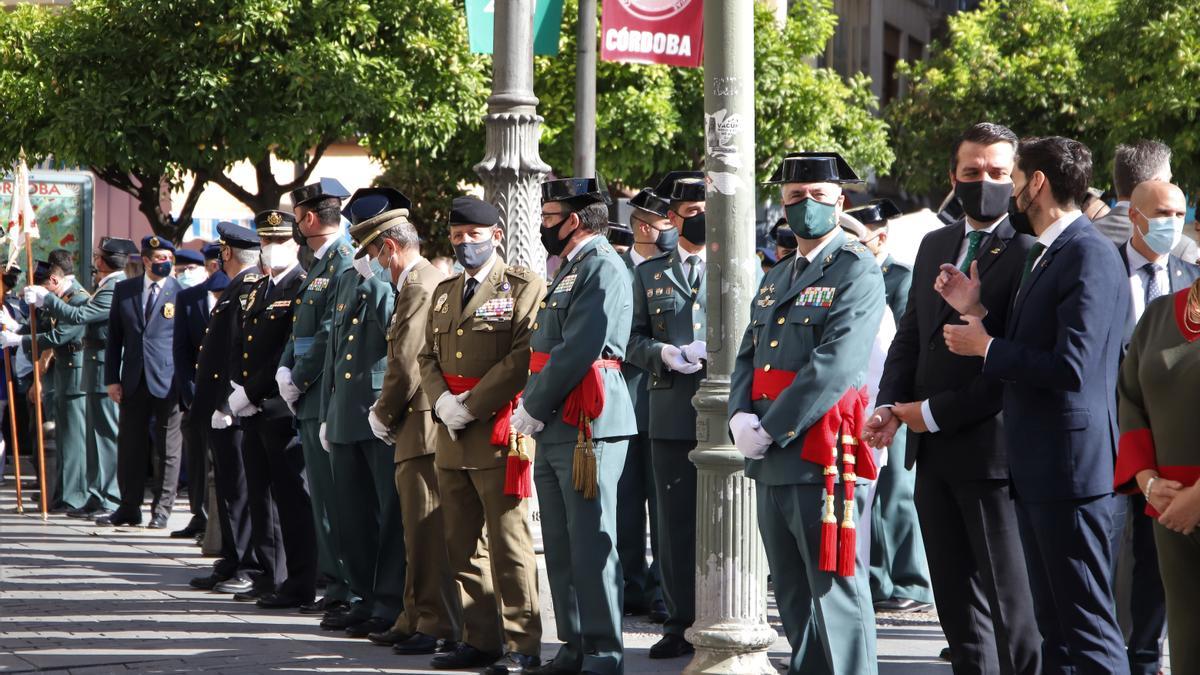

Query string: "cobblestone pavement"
[[0, 481, 952, 674]]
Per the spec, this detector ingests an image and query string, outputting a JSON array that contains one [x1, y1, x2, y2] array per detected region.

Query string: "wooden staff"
[[0, 272, 23, 514], [24, 237, 47, 519]]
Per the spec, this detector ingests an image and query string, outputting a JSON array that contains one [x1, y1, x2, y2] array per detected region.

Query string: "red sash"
[[528, 351, 622, 433], [442, 374, 530, 498], [443, 374, 516, 448]]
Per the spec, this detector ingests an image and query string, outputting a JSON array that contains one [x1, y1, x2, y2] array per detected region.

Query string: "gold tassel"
[[572, 414, 598, 499]]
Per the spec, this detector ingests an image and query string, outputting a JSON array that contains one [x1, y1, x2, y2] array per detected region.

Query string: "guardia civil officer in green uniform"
[[276, 177, 355, 616], [728, 153, 885, 675], [511, 177, 636, 675], [316, 188, 405, 639], [614, 188, 670, 624], [31, 237, 134, 518], [4, 258, 90, 510], [844, 199, 933, 612], [626, 171, 708, 660]]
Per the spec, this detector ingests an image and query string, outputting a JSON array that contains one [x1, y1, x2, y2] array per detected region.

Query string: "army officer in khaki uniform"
[[419, 196, 544, 674], [358, 189, 460, 655]]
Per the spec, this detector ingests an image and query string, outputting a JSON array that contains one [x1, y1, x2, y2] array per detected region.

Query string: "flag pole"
[[0, 272, 23, 514], [25, 236, 47, 520]]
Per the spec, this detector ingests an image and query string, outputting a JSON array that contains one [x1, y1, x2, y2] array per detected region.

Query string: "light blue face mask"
[[1137, 209, 1183, 256]]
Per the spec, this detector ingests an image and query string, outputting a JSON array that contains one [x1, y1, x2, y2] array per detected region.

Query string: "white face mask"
[[352, 255, 375, 280], [177, 268, 209, 288], [260, 243, 299, 271]]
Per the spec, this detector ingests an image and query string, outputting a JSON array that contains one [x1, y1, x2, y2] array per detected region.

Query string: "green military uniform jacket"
[[24, 281, 90, 396], [281, 237, 354, 421], [321, 260, 395, 445], [627, 247, 707, 441], [618, 251, 651, 433], [373, 257, 445, 463], [880, 254, 912, 327], [729, 230, 885, 486], [524, 236, 636, 444], [41, 271, 122, 394], [419, 256, 545, 469]]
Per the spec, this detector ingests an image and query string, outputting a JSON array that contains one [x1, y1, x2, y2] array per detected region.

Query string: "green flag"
[[465, 0, 565, 55]]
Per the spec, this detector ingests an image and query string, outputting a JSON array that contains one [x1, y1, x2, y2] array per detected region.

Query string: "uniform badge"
[[654, 272, 662, 280], [434, 293, 448, 313], [239, 294, 251, 310], [798, 286, 836, 308], [500, 281, 511, 292], [646, 289, 654, 298], [557, 273, 578, 294], [266, 212, 283, 226], [162, 302, 175, 319], [655, 287, 663, 296], [989, 247, 1002, 254], [309, 277, 329, 292]]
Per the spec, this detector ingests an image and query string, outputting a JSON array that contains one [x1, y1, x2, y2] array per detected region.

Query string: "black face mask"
[[1007, 184, 1035, 236], [541, 213, 572, 257], [654, 226, 679, 253], [679, 211, 706, 245], [955, 180, 1012, 223]]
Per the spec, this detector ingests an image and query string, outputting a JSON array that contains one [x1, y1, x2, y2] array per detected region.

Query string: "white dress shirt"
[[628, 247, 648, 267], [313, 236, 337, 261], [1126, 243, 1169, 322]]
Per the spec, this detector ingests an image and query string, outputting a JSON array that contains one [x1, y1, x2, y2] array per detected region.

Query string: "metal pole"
[[573, 0, 597, 177], [474, 0, 551, 276], [0, 274, 24, 514], [685, 0, 776, 671], [25, 237, 48, 520]]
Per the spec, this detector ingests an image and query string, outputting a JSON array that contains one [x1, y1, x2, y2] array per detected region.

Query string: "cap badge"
[[267, 212, 283, 226]]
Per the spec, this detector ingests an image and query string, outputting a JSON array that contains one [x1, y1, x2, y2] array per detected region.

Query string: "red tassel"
[[837, 521, 857, 577], [504, 454, 532, 498], [818, 487, 838, 572]]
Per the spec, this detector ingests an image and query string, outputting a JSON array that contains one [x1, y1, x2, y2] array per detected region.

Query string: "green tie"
[[960, 230, 985, 275], [1020, 243, 1047, 285]]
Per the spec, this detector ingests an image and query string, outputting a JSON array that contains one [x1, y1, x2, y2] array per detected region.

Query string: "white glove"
[[434, 391, 457, 425], [730, 411, 773, 460], [661, 344, 703, 374], [275, 367, 301, 405], [511, 401, 545, 436], [23, 285, 49, 308], [438, 391, 475, 430], [681, 339, 707, 364], [319, 422, 330, 452], [368, 408, 392, 444], [0, 331, 21, 350], [0, 308, 19, 332], [210, 410, 233, 430], [227, 382, 259, 417]]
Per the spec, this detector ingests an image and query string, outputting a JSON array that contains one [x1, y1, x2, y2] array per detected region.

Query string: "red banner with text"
[[600, 0, 703, 68]]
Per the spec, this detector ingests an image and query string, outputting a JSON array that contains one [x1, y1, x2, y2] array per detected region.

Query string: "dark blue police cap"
[[206, 270, 231, 293], [343, 187, 411, 226], [216, 222, 260, 250], [290, 177, 351, 208], [175, 249, 205, 266], [201, 242, 221, 260], [141, 235, 176, 253], [254, 210, 298, 238]]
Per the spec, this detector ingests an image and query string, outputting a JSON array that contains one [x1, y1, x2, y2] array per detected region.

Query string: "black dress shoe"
[[873, 597, 932, 613], [189, 573, 230, 590], [147, 515, 169, 529], [367, 627, 411, 646], [648, 634, 694, 659], [525, 662, 580, 675], [256, 592, 311, 609], [939, 647, 952, 661], [346, 616, 392, 638], [67, 505, 99, 519], [647, 598, 669, 624], [214, 575, 254, 594], [90, 509, 115, 521], [486, 651, 541, 673], [95, 512, 140, 527], [300, 597, 349, 615], [430, 642, 502, 670], [233, 587, 268, 601], [393, 632, 448, 655], [321, 610, 369, 630], [170, 524, 205, 538]]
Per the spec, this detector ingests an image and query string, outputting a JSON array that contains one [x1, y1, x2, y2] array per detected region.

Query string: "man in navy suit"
[[940, 136, 1131, 674], [1112, 180, 1197, 675], [101, 236, 184, 529]]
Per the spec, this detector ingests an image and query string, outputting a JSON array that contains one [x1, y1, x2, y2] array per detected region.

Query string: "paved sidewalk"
[[0, 482, 952, 674]]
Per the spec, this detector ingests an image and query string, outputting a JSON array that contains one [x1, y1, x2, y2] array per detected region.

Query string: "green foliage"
[[0, 6, 52, 159]]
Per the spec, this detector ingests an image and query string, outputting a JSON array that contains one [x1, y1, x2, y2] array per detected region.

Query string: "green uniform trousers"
[[85, 392, 120, 510], [649, 438, 696, 637], [438, 465, 541, 655], [868, 432, 933, 603], [329, 437, 407, 622], [535, 438, 627, 675], [617, 429, 661, 611], [758, 482, 878, 675], [1154, 522, 1200, 675], [390, 454, 458, 641], [298, 419, 352, 603], [54, 392, 88, 509]]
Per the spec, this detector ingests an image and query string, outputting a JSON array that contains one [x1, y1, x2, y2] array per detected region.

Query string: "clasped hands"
[[1138, 470, 1200, 535], [662, 340, 706, 374], [935, 262, 992, 358], [862, 402, 929, 449], [435, 391, 477, 440]]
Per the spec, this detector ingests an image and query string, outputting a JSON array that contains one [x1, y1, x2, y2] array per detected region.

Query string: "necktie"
[[144, 282, 159, 322], [1020, 243, 1047, 285], [686, 255, 702, 290], [791, 256, 809, 285], [463, 277, 479, 305], [1142, 262, 1163, 306], [960, 230, 984, 274]]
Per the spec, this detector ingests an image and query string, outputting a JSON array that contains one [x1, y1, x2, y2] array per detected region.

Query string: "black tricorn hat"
[[765, 152, 863, 185], [99, 237, 138, 256], [629, 188, 669, 218], [770, 217, 798, 250], [653, 171, 704, 202], [541, 176, 612, 208], [342, 187, 411, 226], [606, 223, 634, 247], [32, 260, 52, 284], [290, 177, 351, 208], [670, 177, 706, 203], [845, 199, 902, 227]]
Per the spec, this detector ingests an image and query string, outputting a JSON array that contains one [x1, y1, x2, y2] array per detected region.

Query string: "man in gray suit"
[[1093, 140, 1198, 264]]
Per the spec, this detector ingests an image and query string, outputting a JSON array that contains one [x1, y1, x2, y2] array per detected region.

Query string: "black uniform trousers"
[[241, 412, 317, 600], [616, 428, 662, 611], [181, 409, 208, 529], [190, 416, 259, 580], [115, 381, 182, 521], [914, 471, 1041, 675]]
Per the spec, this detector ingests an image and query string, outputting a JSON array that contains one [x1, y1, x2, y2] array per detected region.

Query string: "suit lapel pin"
[[989, 247, 1002, 254]]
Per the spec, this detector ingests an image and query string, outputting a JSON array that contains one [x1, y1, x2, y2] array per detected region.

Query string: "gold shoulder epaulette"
[[243, 273, 262, 283], [505, 265, 533, 281]]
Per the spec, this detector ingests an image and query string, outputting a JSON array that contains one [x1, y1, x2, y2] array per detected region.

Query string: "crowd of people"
[[3, 120, 1198, 675]]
